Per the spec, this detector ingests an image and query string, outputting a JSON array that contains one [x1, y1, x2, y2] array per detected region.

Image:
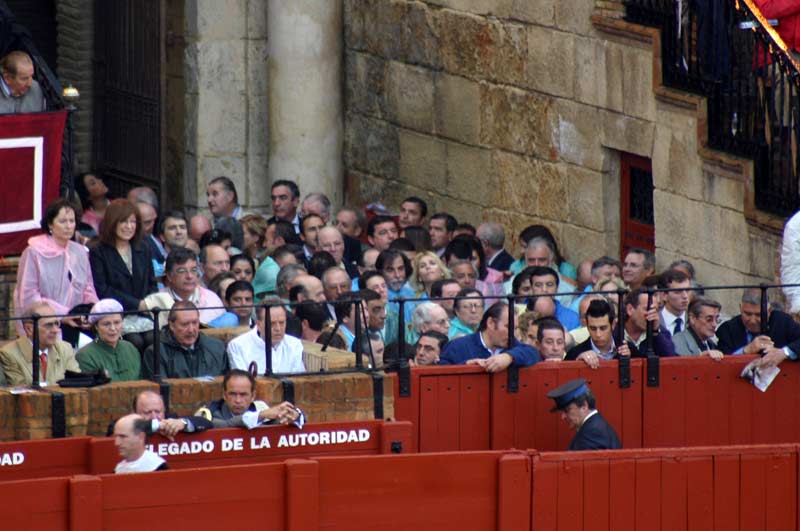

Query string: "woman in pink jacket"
[[14, 198, 98, 344]]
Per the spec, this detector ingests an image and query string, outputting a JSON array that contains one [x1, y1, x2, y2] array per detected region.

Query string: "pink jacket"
[[14, 234, 98, 320]]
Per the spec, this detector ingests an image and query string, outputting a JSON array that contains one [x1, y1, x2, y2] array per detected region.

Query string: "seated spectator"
[[362, 288, 389, 343], [398, 196, 427, 230], [113, 414, 168, 473], [133, 199, 165, 275], [450, 259, 478, 291], [536, 317, 566, 361], [335, 206, 366, 240], [357, 248, 380, 277], [253, 252, 281, 298], [439, 302, 541, 371], [409, 301, 451, 344], [528, 266, 580, 331], [716, 288, 800, 367], [409, 251, 450, 299], [323, 266, 352, 317], [107, 389, 212, 438], [14, 197, 98, 343], [453, 223, 477, 238], [196, 369, 304, 429], [227, 298, 306, 374], [367, 215, 399, 251], [515, 310, 540, 348], [317, 323, 348, 350], [295, 301, 330, 342], [0, 50, 45, 114], [333, 291, 366, 351], [509, 225, 577, 282], [199, 227, 234, 252], [411, 330, 448, 366], [207, 176, 241, 220], [623, 288, 676, 357], [268, 180, 301, 232], [208, 271, 236, 304], [450, 288, 483, 338], [568, 256, 623, 312], [403, 226, 432, 253], [89, 198, 157, 352], [189, 214, 212, 244], [519, 237, 578, 308], [309, 250, 337, 280], [575, 260, 594, 292], [359, 270, 398, 345], [477, 222, 514, 273], [0, 301, 80, 386], [158, 210, 195, 255], [369, 332, 385, 368], [673, 297, 724, 360], [568, 294, 607, 348], [143, 247, 226, 326], [76, 172, 111, 235], [431, 278, 461, 320], [240, 214, 268, 263], [594, 276, 627, 312], [142, 301, 228, 379], [318, 226, 359, 278], [376, 249, 415, 314], [200, 243, 231, 286], [210, 280, 255, 328], [565, 299, 634, 368], [622, 248, 655, 291], [230, 254, 255, 283], [389, 237, 417, 262], [428, 212, 457, 257], [77, 299, 141, 381], [299, 214, 325, 263]]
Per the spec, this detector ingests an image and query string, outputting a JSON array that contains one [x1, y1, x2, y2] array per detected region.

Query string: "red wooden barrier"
[[531, 444, 798, 531], [2, 476, 70, 530], [0, 420, 413, 481]]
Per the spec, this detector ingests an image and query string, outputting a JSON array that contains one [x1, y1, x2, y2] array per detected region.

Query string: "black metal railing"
[[0, 0, 73, 197], [624, 0, 800, 217]]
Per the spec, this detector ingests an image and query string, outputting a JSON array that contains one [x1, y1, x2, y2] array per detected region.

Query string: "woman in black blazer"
[[89, 199, 157, 352]]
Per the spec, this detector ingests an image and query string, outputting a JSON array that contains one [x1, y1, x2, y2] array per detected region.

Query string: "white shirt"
[[115, 450, 166, 474], [227, 327, 306, 374], [660, 307, 686, 336]]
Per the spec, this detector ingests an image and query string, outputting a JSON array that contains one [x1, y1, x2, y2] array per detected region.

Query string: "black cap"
[[547, 378, 590, 412]]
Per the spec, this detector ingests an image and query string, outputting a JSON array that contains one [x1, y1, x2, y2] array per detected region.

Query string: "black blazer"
[[89, 242, 157, 311], [716, 310, 800, 354], [565, 338, 639, 361], [569, 412, 622, 451], [487, 249, 514, 272]]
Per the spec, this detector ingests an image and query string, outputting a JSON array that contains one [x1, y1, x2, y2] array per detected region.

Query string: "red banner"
[[0, 110, 66, 256]]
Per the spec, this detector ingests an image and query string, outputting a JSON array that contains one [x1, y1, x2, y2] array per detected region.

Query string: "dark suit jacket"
[[487, 249, 514, 272], [565, 338, 639, 361], [716, 310, 800, 354], [569, 412, 622, 451], [343, 234, 363, 272], [89, 242, 157, 311]]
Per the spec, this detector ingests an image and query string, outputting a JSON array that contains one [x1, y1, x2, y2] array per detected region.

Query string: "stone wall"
[[342, 0, 783, 312], [0, 373, 395, 440], [181, 0, 271, 214]]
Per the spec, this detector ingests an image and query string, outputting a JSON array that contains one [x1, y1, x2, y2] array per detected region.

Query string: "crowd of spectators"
[[0, 174, 797, 389]]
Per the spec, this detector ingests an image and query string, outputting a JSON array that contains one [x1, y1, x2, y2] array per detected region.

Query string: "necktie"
[[674, 317, 683, 334], [39, 351, 47, 381]]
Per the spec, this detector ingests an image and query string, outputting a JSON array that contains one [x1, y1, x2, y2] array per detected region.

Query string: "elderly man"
[[144, 247, 226, 326], [197, 369, 304, 429], [622, 248, 655, 291], [716, 288, 800, 368], [410, 302, 451, 343], [0, 51, 45, 114], [200, 243, 230, 285], [477, 222, 514, 272], [227, 298, 306, 374], [113, 414, 168, 473], [439, 302, 541, 371], [107, 389, 213, 438], [0, 302, 80, 386], [519, 237, 578, 307], [318, 226, 359, 278], [547, 378, 622, 451], [672, 297, 725, 360], [142, 301, 228, 379], [335, 207, 365, 239]]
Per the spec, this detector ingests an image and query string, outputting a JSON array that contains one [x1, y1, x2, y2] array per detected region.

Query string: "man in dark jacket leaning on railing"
[[142, 300, 229, 379], [438, 301, 541, 372]]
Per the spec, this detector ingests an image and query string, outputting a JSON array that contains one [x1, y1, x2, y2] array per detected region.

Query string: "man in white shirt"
[[227, 298, 306, 374], [113, 414, 168, 473]]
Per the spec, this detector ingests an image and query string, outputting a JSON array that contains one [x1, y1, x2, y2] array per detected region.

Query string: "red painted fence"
[[395, 356, 800, 452]]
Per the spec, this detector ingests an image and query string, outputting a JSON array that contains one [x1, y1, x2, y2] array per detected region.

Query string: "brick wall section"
[[1, 372, 395, 441]]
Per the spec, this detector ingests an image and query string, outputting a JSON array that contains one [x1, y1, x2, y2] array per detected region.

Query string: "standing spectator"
[[199, 244, 231, 286], [209, 280, 255, 328], [477, 222, 514, 272], [672, 297, 724, 359], [239, 214, 269, 263], [230, 254, 255, 283], [659, 269, 692, 336], [367, 215, 399, 252], [77, 299, 141, 381], [89, 199, 157, 352], [428, 213, 457, 257], [14, 198, 98, 342], [335, 207, 366, 240], [411, 330, 448, 366], [206, 176, 241, 220], [268, 180, 301, 233], [622, 248, 655, 291], [398, 196, 427, 230]]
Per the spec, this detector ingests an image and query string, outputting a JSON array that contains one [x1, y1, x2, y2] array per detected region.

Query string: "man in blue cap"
[[547, 378, 622, 451]]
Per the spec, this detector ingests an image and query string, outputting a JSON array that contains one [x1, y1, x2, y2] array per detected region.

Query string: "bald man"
[[113, 414, 169, 473], [318, 226, 358, 278], [0, 51, 45, 114]]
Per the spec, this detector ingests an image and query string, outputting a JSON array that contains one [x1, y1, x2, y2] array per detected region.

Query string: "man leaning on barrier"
[[107, 389, 212, 438], [547, 378, 622, 451], [113, 414, 169, 473], [0, 51, 45, 114], [438, 301, 541, 372], [196, 369, 304, 429]]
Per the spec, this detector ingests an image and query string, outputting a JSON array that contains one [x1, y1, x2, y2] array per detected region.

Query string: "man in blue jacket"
[[438, 301, 541, 371]]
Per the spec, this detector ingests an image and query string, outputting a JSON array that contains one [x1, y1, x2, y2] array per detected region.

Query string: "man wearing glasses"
[[143, 247, 225, 327], [0, 301, 80, 386]]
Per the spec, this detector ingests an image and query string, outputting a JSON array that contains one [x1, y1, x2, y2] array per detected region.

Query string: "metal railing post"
[[264, 303, 273, 376], [31, 313, 41, 389], [150, 308, 161, 381]]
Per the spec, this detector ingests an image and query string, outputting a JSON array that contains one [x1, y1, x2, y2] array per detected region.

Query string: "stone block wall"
[[0, 372, 394, 441], [342, 0, 783, 312]]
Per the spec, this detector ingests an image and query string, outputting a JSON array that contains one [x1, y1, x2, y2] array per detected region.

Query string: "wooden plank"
[[610, 459, 636, 531], [713, 454, 740, 531], [765, 452, 796, 531], [583, 458, 611, 531], [531, 457, 559, 531], [459, 374, 490, 450], [739, 454, 766, 531], [635, 459, 661, 531], [660, 457, 687, 531], [685, 457, 713, 531], [556, 460, 584, 531]]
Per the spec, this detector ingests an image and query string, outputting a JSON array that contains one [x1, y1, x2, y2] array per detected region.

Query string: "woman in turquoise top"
[[77, 299, 141, 381], [448, 288, 483, 339]]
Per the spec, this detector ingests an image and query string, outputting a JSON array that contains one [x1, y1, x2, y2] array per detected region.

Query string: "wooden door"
[[620, 153, 655, 256]]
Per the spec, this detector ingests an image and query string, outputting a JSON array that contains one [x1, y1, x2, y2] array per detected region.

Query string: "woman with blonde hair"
[[409, 251, 451, 299]]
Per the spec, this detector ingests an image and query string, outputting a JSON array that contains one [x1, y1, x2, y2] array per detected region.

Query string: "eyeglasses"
[[40, 320, 61, 330], [174, 267, 200, 276], [460, 302, 482, 311]]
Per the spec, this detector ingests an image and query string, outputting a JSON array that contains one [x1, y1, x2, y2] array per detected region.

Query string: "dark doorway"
[[93, 0, 165, 202], [3, 0, 58, 73], [620, 152, 655, 257]]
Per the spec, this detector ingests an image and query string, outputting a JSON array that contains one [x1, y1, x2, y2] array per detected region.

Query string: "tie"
[[674, 317, 683, 335], [39, 351, 47, 381]]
